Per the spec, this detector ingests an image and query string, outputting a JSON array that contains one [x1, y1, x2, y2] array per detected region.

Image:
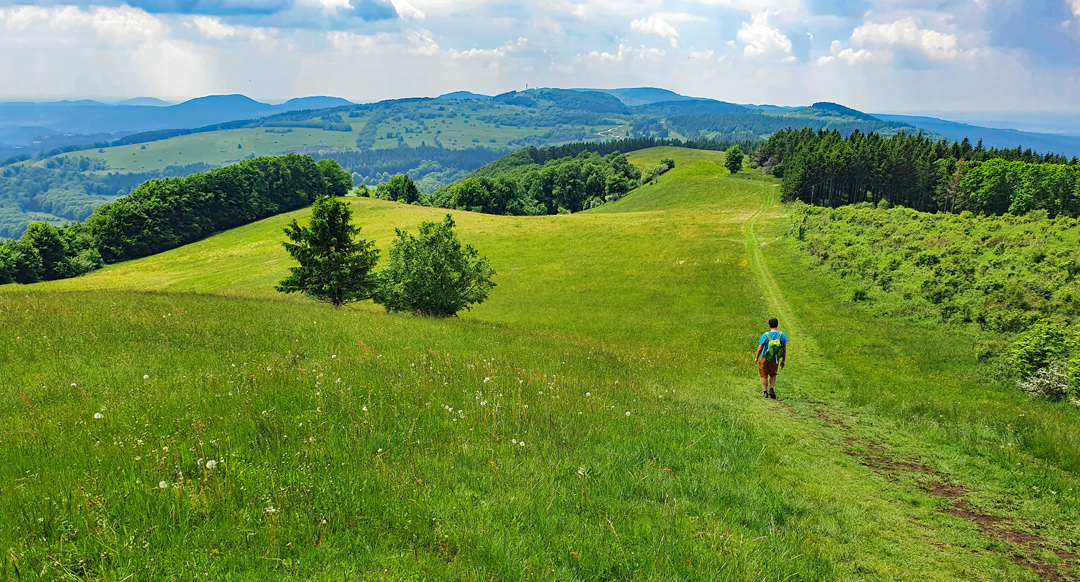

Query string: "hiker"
[[755, 317, 787, 399]]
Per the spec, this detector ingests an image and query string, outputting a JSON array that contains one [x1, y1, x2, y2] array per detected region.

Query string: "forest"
[[0, 154, 350, 284], [759, 128, 1080, 216]]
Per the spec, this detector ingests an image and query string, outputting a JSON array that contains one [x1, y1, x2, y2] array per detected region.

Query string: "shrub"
[[372, 214, 495, 317], [1009, 319, 1073, 379], [1019, 361, 1070, 401]]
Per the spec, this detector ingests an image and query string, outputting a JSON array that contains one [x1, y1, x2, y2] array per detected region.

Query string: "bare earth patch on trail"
[[817, 404, 1079, 581]]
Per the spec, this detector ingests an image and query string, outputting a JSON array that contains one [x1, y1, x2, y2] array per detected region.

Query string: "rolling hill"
[[2, 87, 1077, 241], [4, 147, 1077, 580]]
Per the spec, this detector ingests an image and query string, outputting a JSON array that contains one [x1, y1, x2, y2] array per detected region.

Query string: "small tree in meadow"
[[276, 196, 379, 306], [372, 214, 495, 317], [725, 145, 745, 175]]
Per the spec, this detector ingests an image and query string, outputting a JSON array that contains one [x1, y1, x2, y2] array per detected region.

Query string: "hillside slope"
[[3, 147, 1078, 580]]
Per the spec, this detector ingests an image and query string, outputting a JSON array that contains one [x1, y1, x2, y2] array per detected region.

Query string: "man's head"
[[768, 317, 779, 329]]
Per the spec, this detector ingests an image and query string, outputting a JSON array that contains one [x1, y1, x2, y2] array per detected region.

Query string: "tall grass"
[[2, 148, 1076, 580]]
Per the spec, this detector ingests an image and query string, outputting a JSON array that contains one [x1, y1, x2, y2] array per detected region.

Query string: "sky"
[[0, 0, 1078, 112]]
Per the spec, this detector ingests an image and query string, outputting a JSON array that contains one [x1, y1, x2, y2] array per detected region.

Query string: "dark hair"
[[768, 318, 779, 328]]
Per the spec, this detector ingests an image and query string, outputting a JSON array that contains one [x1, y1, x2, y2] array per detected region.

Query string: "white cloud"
[[448, 37, 528, 59], [301, 0, 353, 13], [390, 0, 426, 21], [0, 5, 208, 98], [188, 16, 278, 47], [631, 15, 681, 48], [577, 43, 667, 64], [816, 40, 880, 65], [850, 17, 977, 62], [407, 28, 440, 55], [1069, 0, 1080, 17], [554, 0, 657, 21], [736, 12, 792, 59], [0, 5, 164, 44]]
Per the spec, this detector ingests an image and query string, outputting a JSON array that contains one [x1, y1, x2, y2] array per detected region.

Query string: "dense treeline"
[[791, 203, 1079, 395], [423, 150, 674, 215], [666, 111, 913, 143], [760, 128, 1080, 216], [0, 154, 350, 284], [470, 137, 747, 180]]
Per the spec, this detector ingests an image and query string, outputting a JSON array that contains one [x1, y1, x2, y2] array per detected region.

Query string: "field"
[[2, 148, 1078, 580], [44, 100, 634, 175]]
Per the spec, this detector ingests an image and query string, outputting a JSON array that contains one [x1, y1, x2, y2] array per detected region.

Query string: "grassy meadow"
[[2, 148, 1078, 580]]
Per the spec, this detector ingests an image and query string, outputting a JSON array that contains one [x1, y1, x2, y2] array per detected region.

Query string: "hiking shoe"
[[762, 392, 769, 399], [768, 390, 777, 399]]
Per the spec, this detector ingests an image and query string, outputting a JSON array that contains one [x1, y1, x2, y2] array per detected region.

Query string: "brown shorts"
[[758, 359, 779, 378]]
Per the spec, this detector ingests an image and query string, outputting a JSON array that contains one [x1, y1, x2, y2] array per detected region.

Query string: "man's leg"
[[761, 375, 769, 397], [768, 375, 777, 399]]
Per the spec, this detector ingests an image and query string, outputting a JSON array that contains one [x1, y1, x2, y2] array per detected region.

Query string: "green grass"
[[53, 127, 364, 173], [3, 148, 1078, 580]]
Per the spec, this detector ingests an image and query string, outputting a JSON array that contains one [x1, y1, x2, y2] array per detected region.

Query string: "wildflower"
[[71, 383, 77, 387], [205, 460, 217, 470], [93, 412, 103, 420], [158, 481, 167, 489], [511, 439, 517, 444], [484, 377, 491, 383], [585, 392, 591, 397], [519, 441, 525, 447], [362, 405, 368, 412], [625, 411, 631, 416], [331, 354, 337, 359], [162, 446, 169, 452], [143, 375, 149, 380]]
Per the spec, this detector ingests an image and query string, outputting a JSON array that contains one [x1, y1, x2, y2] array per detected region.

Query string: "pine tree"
[[276, 196, 379, 306]]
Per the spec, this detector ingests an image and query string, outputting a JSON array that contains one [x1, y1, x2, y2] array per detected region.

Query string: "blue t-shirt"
[[759, 331, 787, 362]]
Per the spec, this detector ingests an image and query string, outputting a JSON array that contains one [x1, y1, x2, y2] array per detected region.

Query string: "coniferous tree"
[[276, 196, 379, 306]]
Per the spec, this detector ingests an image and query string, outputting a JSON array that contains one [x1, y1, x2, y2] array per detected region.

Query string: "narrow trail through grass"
[[743, 182, 817, 358]]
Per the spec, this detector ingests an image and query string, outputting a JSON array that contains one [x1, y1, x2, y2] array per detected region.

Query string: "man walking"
[[755, 317, 787, 399]]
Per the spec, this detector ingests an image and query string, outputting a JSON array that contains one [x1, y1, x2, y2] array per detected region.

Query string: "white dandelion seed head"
[[331, 354, 337, 358], [93, 412, 103, 420], [626, 411, 631, 416], [158, 481, 168, 489], [162, 446, 169, 452], [205, 460, 217, 470], [71, 383, 77, 387], [143, 375, 149, 380], [585, 392, 591, 397], [519, 441, 525, 447], [511, 439, 517, 444]]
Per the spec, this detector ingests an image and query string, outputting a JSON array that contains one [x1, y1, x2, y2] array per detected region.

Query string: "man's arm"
[[755, 342, 764, 360]]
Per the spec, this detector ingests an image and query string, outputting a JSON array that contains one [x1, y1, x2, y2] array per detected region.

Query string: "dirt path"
[[742, 186, 1079, 581]]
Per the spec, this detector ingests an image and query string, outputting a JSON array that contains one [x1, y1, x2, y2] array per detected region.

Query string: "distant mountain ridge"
[[0, 94, 356, 149], [875, 113, 1080, 157]]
